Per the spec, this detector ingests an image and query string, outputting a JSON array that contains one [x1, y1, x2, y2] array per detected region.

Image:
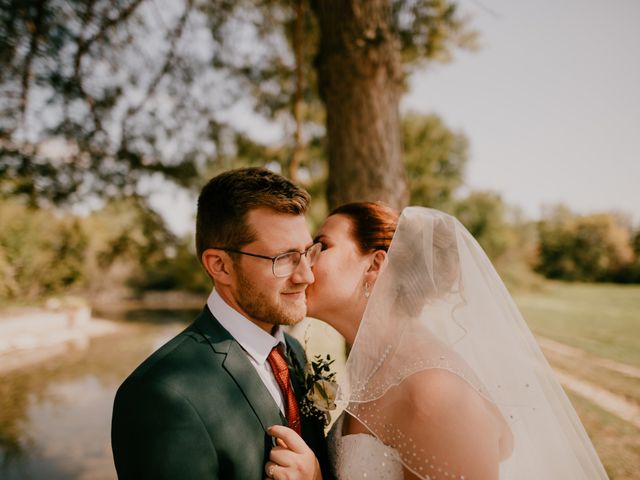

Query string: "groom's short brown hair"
[[195, 167, 310, 263]]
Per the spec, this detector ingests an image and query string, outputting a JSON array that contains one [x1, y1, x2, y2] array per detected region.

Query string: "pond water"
[[0, 309, 198, 480]]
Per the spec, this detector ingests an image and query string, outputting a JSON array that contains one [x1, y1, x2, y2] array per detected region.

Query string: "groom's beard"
[[235, 267, 306, 327]]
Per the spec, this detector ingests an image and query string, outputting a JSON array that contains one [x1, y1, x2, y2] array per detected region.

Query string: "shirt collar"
[[207, 288, 285, 364]]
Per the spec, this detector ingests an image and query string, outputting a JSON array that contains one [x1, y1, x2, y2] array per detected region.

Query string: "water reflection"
[[0, 308, 198, 480]]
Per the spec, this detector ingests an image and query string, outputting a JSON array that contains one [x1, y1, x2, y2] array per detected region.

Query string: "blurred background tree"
[[453, 190, 513, 261], [0, 0, 482, 301], [536, 207, 637, 283], [403, 111, 468, 210], [0, 195, 203, 304], [0, 0, 204, 205], [0, 198, 87, 299], [311, 0, 475, 208], [0, 0, 475, 209], [1, 0, 638, 305]]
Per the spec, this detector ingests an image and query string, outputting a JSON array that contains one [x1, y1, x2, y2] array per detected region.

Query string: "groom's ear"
[[201, 249, 233, 286], [364, 250, 387, 284]]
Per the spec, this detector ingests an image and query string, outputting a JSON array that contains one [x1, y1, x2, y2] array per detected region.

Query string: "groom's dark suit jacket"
[[111, 306, 331, 479]]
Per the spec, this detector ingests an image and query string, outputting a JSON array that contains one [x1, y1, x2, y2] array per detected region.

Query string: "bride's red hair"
[[329, 202, 399, 254]]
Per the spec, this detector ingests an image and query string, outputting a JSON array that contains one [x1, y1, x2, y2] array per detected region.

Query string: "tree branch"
[[289, 0, 305, 182], [73, 0, 147, 79], [19, 0, 48, 127], [120, 0, 194, 155], [127, 0, 193, 120]]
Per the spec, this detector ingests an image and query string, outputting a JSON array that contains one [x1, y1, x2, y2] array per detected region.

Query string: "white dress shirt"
[[207, 289, 287, 414]]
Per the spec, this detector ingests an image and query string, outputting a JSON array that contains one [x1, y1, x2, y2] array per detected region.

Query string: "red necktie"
[[267, 344, 302, 435]]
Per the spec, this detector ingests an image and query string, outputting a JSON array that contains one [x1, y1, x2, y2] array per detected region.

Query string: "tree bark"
[[311, 0, 408, 211]]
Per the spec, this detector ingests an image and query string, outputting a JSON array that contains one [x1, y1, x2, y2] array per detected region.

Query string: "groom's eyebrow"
[[278, 241, 315, 254]]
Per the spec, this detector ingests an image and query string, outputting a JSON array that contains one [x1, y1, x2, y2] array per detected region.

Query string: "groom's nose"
[[289, 254, 315, 285]]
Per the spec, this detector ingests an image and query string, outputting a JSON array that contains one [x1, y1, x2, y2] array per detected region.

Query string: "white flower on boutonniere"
[[298, 354, 338, 426], [307, 379, 338, 412]]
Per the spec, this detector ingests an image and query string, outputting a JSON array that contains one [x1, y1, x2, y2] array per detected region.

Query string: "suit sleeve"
[[111, 378, 219, 480]]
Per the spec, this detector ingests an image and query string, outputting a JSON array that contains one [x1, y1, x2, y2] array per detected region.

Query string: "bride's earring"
[[364, 282, 370, 299]]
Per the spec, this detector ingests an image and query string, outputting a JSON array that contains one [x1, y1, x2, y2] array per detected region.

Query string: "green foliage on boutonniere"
[[298, 354, 338, 426]]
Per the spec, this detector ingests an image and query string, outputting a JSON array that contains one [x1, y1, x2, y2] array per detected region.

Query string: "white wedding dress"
[[327, 412, 404, 480]]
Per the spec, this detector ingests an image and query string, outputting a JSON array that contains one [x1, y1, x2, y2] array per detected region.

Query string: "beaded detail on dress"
[[327, 413, 404, 480]]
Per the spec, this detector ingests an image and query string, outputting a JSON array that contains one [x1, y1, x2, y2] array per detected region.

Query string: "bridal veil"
[[338, 207, 608, 479]]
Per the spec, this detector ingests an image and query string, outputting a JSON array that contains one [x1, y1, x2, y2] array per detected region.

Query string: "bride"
[[266, 202, 608, 480]]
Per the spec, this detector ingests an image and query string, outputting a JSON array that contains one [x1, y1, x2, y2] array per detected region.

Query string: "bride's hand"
[[265, 425, 322, 480]]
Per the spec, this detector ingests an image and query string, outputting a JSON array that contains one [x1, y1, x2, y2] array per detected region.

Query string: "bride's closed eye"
[[313, 235, 330, 251]]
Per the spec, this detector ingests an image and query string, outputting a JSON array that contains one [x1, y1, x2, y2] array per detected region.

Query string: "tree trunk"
[[311, 0, 408, 211]]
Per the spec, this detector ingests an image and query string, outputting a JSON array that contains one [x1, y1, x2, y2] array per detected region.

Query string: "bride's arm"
[[397, 369, 505, 480]]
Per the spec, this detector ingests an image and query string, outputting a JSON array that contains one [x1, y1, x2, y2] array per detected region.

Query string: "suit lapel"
[[193, 307, 285, 431], [285, 338, 306, 402], [223, 341, 286, 429]]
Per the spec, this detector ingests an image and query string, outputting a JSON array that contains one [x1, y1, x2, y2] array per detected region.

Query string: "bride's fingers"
[[267, 425, 309, 454], [267, 425, 320, 479], [264, 460, 279, 479], [269, 445, 299, 467]]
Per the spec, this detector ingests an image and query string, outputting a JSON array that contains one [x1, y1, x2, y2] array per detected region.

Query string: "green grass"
[[567, 391, 640, 480], [514, 282, 640, 368], [543, 348, 640, 405], [510, 282, 640, 477]]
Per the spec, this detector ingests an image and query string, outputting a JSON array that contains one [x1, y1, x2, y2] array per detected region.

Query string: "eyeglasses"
[[213, 242, 323, 278]]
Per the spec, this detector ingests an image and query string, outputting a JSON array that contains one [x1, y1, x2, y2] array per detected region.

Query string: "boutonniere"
[[299, 354, 338, 426]]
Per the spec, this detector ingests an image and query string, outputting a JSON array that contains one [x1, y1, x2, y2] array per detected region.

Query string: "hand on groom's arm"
[[112, 379, 219, 480], [265, 425, 323, 480]]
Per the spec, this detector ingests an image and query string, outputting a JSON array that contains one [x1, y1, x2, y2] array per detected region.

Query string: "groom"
[[111, 167, 330, 479]]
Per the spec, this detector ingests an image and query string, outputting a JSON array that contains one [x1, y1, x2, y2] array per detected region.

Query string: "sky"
[[152, 0, 640, 236], [403, 0, 640, 222]]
